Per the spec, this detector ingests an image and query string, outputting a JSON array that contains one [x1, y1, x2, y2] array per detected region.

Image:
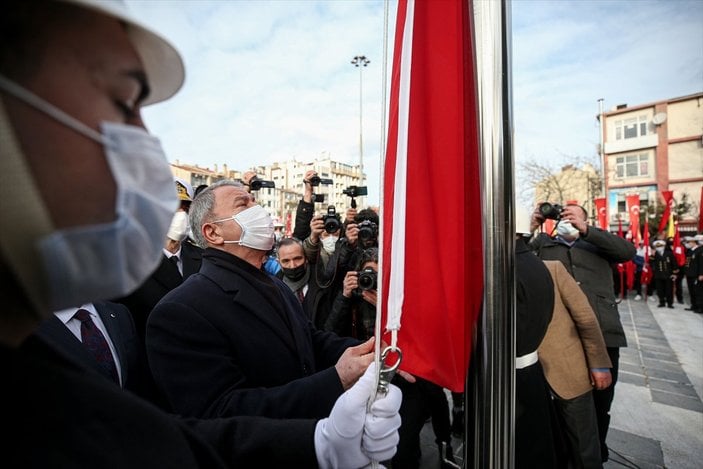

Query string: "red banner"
[[594, 197, 607, 230], [657, 190, 674, 233], [673, 222, 685, 266], [626, 194, 641, 245], [382, 0, 481, 392]]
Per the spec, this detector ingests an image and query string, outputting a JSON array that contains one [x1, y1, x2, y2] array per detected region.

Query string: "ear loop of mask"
[[0, 74, 104, 144], [0, 97, 54, 316]]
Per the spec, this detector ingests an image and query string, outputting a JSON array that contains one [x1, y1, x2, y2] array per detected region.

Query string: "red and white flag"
[[594, 197, 607, 230], [381, 0, 481, 392], [626, 193, 641, 245]]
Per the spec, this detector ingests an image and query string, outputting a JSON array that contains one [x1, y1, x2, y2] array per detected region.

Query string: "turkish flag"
[[626, 194, 641, 245], [657, 190, 674, 233], [382, 0, 481, 392], [594, 197, 607, 230], [673, 222, 685, 266]]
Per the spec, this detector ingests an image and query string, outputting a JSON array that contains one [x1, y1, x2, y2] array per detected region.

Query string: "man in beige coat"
[[539, 260, 613, 469]]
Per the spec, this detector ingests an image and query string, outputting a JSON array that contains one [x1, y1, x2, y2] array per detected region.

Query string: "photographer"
[[293, 169, 321, 240], [528, 202, 635, 463]]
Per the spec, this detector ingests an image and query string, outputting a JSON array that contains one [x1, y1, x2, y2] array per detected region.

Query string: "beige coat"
[[538, 261, 612, 400]]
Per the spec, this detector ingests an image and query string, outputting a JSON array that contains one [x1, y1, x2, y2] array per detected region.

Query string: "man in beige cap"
[[0, 1, 401, 467]]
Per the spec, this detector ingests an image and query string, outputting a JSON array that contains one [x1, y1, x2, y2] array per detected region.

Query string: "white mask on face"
[[218, 205, 274, 251], [556, 220, 580, 240], [321, 236, 338, 254], [0, 75, 178, 313], [167, 210, 189, 242], [655, 247, 665, 255]]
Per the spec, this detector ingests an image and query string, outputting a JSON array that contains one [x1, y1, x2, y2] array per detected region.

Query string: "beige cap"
[[62, 0, 184, 106]]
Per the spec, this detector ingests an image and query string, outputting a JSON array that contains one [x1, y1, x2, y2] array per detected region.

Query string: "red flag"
[[625, 261, 635, 290], [641, 219, 652, 286], [657, 190, 674, 233], [626, 194, 641, 245], [594, 197, 607, 230], [285, 212, 292, 238], [673, 222, 685, 266], [382, 0, 480, 392]]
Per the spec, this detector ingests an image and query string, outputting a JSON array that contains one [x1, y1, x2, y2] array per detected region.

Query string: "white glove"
[[362, 381, 402, 463], [315, 362, 384, 469]]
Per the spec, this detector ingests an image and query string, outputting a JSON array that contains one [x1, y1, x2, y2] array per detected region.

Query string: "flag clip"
[[376, 346, 402, 397]]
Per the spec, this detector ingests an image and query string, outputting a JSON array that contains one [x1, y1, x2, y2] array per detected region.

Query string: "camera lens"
[[358, 270, 377, 291], [309, 176, 321, 186], [324, 218, 340, 233]]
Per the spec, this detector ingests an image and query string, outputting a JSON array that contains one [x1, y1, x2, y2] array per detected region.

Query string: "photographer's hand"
[[346, 208, 357, 224], [303, 170, 317, 203], [343, 271, 359, 298], [346, 223, 359, 247], [530, 204, 545, 232], [560, 205, 588, 234], [310, 217, 324, 244], [362, 289, 377, 306]]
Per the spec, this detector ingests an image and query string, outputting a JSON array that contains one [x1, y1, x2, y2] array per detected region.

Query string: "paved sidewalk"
[[416, 295, 703, 468]]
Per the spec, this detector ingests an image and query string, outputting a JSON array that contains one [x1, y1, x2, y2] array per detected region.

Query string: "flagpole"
[[471, 0, 515, 467]]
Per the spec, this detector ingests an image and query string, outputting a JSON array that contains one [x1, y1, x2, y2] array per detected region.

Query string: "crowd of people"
[[3, 2, 700, 469]]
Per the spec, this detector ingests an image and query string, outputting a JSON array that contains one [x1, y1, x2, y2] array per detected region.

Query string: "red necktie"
[[73, 309, 119, 384]]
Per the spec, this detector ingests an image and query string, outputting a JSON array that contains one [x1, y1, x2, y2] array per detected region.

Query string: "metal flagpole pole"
[[471, 0, 515, 467]]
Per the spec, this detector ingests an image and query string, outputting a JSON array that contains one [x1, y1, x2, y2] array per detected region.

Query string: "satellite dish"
[[652, 112, 667, 125]]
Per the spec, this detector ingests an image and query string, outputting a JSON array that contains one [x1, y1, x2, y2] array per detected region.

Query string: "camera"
[[357, 267, 378, 291], [357, 220, 378, 242], [343, 185, 368, 208], [539, 202, 563, 220], [313, 194, 325, 203], [248, 176, 275, 191], [323, 205, 341, 233], [309, 175, 333, 187]]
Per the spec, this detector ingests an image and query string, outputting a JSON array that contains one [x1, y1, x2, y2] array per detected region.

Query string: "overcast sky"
[[128, 0, 703, 206]]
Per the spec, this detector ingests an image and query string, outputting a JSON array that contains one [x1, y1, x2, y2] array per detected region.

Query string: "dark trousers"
[[554, 390, 602, 469], [392, 377, 453, 468], [654, 278, 673, 306], [686, 276, 698, 308], [674, 273, 684, 303], [515, 362, 557, 469], [593, 347, 619, 462]]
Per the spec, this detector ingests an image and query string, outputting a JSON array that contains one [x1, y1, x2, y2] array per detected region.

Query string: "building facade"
[[602, 92, 703, 235], [170, 157, 365, 227]]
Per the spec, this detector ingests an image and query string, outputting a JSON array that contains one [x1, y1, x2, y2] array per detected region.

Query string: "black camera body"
[[539, 202, 563, 220], [309, 176, 333, 187], [323, 205, 341, 233], [357, 220, 378, 243], [313, 194, 325, 203], [357, 267, 378, 291], [343, 186, 368, 198], [248, 176, 275, 191]]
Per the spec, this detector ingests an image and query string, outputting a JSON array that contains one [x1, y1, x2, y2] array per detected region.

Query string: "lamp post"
[[351, 55, 370, 185]]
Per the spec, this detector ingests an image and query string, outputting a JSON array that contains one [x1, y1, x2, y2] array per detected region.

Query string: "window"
[[614, 115, 648, 140], [615, 154, 649, 178]]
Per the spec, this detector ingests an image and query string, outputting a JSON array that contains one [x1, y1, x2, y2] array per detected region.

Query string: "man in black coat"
[[0, 1, 400, 467], [147, 180, 375, 420], [529, 203, 636, 463]]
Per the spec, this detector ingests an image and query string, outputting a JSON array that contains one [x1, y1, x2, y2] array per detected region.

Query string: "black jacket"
[[147, 248, 359, 420]]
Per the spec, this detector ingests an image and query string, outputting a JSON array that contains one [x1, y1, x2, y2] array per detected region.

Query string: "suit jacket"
[[147, 247, 359, 420], [538, 261, 612, 400], [115, 241, 203, 341], [6, 334, 317, 467], [34, 301, 165, 405], [531, 226, 635, 347]]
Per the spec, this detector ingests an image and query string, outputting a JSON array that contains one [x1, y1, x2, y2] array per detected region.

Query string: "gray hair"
[[189, 179, 243, 248]]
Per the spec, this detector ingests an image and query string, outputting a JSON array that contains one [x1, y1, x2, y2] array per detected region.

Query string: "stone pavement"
[[416, 293, 703, 468]]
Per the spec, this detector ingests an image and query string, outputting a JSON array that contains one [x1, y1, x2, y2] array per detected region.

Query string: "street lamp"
[[351, 55, 370, 185]]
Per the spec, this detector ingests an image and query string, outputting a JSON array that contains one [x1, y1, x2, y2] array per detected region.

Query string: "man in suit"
[[34, 301, 164, 405], [147, 180, 375, 420], [0, 1, 401, 466], [529, 203, 635, 462], [115, 179, 203, 341], [539, 261, 612, 469]]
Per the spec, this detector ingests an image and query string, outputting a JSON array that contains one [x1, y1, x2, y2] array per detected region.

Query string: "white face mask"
[[217, 205, 274, 251], [321, 236, 338, 254], [655, 247, 665, 255], [556, 220, 580, 240], [0, 75, 178, 312], [167, 210, 189, 242]]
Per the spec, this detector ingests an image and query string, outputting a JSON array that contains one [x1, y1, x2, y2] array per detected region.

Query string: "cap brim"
[[61, 0, 184, 106]]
